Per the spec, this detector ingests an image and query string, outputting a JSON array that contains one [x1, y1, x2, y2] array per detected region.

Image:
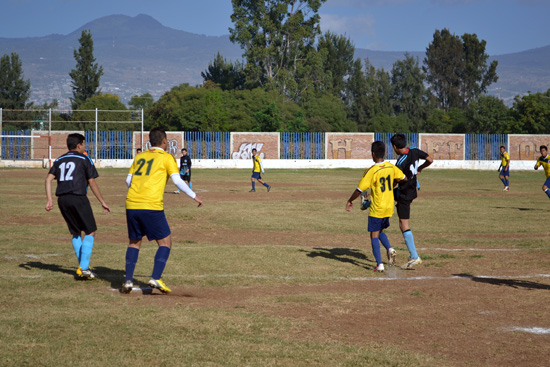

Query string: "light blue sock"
[[370, 237, 382, 265], [403, 230, 418, 259], [72, 235, 82, 262], [189, 182, 192, 190], [379, 232, 391, 251], [79, 235, 94, 270]]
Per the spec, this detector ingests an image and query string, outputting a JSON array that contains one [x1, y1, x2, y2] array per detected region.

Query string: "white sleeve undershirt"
[[170, 173, 196, 199]]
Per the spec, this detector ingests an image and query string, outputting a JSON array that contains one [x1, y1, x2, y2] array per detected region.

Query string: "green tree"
[[303, 93, 355, 132], [509, 89, 550, 133], [0, 52, 31, 109], [464, 95, 512, 133], [423, 29, 498, 111], [129, 93, 154, 111], [201, 52, 245, 90], [317, 31, 355, 99], [69, 30, 103, 110], [229, 0, 326, 97], [254, 103, 282, 131], [391, 54, 426, 132], [72, 93, 129, 131]]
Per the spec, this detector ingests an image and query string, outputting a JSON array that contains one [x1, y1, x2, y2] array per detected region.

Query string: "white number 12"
[[59, 162, 76, 181]]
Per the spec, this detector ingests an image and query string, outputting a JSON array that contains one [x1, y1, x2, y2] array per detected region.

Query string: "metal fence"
[[465, 134, 508, 160], [0, 130, 32, 160], [280, 132, 325, 159], [85, 131, 134, 160], [184, 131, 231, 159], [375, 133, 420, 160]]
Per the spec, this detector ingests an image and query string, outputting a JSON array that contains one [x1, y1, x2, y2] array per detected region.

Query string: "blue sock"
[[79, 235, 94, 270], [379, 232, 391, 251], [189, 182, 192, 190], [403, 230, 419, 259], [545, 189, 550, 199], [72, 235, 82, 262], [252, 181, 255, 190], [151, 246, 171, 280], [125, 247, 140, 282], [505, 179, 509, 186], [263, 182, 269, 187], [500, 178, 506, 186], [370, 237, 382, 265]]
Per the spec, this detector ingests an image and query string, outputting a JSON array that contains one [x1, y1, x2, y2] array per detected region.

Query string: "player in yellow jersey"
[[498, 146, 510, 191], [121, 127, 203, 294], [250, 148, 271, 192], [534, 145, 550, 199], [346, 141, 406, 272]]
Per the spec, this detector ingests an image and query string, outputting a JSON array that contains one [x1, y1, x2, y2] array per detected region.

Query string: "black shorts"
[[396, 199, 412, 220], [180, 173, 191, 182], [57, 195, 97, 235]]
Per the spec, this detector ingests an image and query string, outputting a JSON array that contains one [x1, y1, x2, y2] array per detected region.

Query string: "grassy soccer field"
[[0, 167, 549, 367]]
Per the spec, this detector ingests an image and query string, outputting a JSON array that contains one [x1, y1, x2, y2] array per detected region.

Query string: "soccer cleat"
[[373, 264, 385, 272], [249, 189, 255, 192], [148, 278, 172, 294], [267, 185, 271, 192], [173, 190, 180, 194], [76, 267, 96, 279], [387, 248, 397, 266], [402, 257, 423, 269], [503, 186, 509, 191], [121, 280, 133, 294]]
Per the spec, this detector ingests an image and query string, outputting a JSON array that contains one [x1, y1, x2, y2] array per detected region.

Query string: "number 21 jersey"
[[49, 151, 98, 196]]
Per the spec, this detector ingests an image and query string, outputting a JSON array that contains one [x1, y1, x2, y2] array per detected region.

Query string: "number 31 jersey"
[[126, 148, 179, 210], [357, 162, 405, 218], [49, 151, 98, 196]]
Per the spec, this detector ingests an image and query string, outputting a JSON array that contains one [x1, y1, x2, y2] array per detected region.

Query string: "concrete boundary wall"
[[0, 159, 537, 171]]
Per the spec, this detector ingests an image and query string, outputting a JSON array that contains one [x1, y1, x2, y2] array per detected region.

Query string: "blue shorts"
[[500, 167, 509, 176], [368, 216, 390, 232], [544, 177, 550, 188], [251, 172, 262, 179], [126, 209, 171, 241]]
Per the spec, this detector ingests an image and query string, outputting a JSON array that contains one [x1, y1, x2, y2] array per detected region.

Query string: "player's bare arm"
[[45, 173, 55, 211], [346, 189, 362, 212], [418, 155, 434, 174], [88, 178, 110, 213]]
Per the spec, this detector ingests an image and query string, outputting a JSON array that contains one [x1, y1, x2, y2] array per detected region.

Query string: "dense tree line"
[[1, 1, 549, 134]]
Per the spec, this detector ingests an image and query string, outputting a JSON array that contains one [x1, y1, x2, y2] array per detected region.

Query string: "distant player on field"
[[534, 145, 550, 199], [390, 133, 433, 269], [498, 145, 510, 191], [250, 148, 271, 192], [45, 133, 110, 280], [346, 141, 406, 273], [174, 148, 192, 193], [122, 127, 203, 294]]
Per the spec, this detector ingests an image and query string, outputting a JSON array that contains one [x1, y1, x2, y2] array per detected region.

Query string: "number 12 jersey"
[[49, 151, 98, 196]]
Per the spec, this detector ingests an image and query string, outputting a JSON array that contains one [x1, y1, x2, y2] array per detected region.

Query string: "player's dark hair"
[[67, 133, 85, 150], [149, 127, 166, 147], [182, 148, 187, 152], [390, 133, 407, 149], [252, 148, 257, 153], [540, 145, 547, 151], [500, 145, 505, 149], [372, 141, 385, 159]]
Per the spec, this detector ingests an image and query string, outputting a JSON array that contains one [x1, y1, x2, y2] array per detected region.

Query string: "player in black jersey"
[[390, 134, 433, 269], [45, 133, 110, 279], [174, 148, 193, 193]]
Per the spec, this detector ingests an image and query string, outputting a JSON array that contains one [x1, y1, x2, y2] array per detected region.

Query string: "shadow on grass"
[[18, 261, 150, 291], [301, 247, 374, 270], [491, 206, 540, 211], [454, 273, 550, 290]]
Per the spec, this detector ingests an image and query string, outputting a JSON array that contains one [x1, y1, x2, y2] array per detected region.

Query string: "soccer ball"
[[360, 200, 371, 211]]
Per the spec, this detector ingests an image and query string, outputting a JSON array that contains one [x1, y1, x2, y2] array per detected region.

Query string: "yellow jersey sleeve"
[[126, 149, 179, 210]]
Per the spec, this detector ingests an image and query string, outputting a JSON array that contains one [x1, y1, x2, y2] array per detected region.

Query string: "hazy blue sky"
[[2, 0, 549, 55]]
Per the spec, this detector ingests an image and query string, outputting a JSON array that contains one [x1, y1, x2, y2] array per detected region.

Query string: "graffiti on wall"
[[144, 139, 179, 156], [329, 139, 353, 159], [232, 143, 265, 159], [422, 137, 464, 160]]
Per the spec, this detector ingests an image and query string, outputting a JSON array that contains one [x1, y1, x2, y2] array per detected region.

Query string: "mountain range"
[[0, 14, 548, 109]]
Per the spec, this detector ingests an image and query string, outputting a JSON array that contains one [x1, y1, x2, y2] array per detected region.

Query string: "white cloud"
[[319, 13, 377, 44]]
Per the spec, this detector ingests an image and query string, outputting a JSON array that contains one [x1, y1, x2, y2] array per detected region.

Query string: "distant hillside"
[[0, 14, 548, 108]]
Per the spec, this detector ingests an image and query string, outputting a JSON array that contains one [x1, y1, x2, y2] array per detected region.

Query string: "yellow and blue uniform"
[[357, 162, 405, 219], [500, 151, 510, 168], [126, 148, 179, 211], [253, 155, 263, 173], [535, 154, 550, 178]]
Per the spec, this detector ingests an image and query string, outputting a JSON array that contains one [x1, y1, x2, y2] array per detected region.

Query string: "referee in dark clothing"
[[45, 133, 110, 279]]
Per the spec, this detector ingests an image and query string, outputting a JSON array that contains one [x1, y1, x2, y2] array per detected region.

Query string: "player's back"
[[126, 148, 178, 210], [358, 162, 404, 218], [51, 151, 97, 196]]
